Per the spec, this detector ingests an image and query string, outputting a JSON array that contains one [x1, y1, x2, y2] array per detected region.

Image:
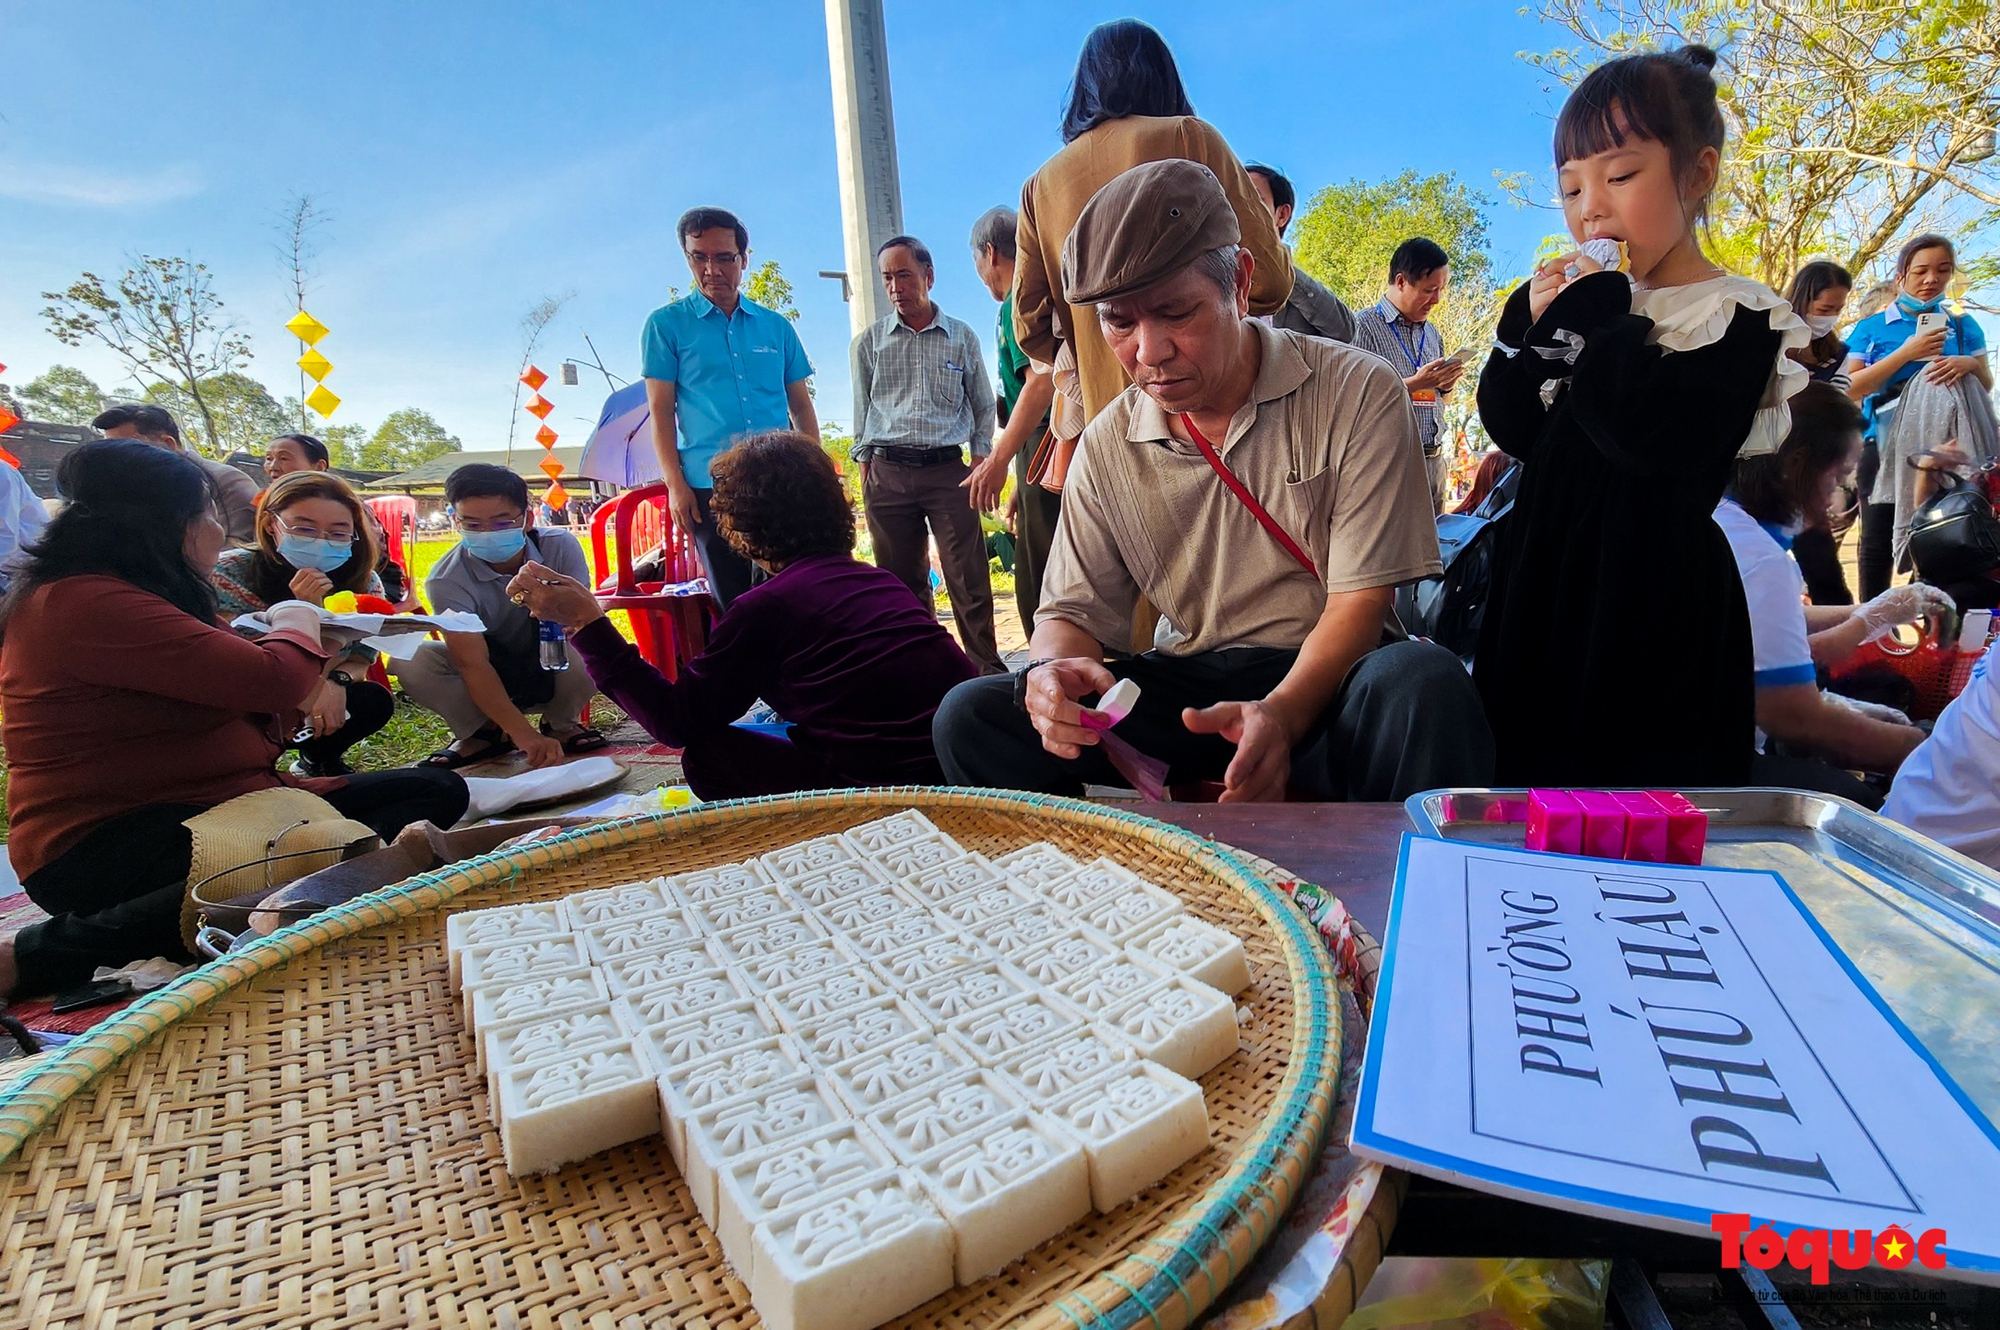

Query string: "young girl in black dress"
[[1474, 45, 1810, 788]]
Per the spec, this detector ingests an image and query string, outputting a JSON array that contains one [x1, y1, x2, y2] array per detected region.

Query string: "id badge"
[[1410, 389, 1439, 406]]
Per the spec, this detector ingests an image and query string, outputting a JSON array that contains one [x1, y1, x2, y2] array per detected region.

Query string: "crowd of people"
[[0, 20, 1995, 1002]]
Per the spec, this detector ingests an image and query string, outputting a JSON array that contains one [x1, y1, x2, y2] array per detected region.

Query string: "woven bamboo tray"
[[0, 789, 1341, 1330]]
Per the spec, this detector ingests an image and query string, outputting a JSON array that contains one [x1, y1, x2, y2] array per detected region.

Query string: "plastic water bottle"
[[537, 617, 569, 671]]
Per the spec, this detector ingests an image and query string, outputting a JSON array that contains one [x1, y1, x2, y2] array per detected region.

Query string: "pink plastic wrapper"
[[1614, 791, 1669, 862], [1525, 789, 1583, 855], [1079, 708, 1170, 802], [1569, 791, 1630, 860], [1648, 791, 1708, 865]]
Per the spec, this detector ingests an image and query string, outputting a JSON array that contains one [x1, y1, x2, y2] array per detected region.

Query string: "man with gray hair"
[[933, 159, 1492, 800], [967, 204, 1062, 632], [850, 234, 1005, 674]]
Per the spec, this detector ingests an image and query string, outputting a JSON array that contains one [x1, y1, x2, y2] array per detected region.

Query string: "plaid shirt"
[[849, 305, 996, 461], [1350, 298, 1444, 452]]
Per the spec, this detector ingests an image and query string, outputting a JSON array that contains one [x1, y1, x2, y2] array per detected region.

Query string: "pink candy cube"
[[1615, 792, 1669, 862], [1569, 791, 1630, 860], [1525, 790, 1583, 855], [1647, 791, 1708, 866]]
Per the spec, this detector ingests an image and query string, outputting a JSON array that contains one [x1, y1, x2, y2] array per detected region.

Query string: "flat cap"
[[1062, 158, 1240, 307]]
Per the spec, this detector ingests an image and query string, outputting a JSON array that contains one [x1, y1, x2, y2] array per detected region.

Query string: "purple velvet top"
[[571, 554, 978, 784]]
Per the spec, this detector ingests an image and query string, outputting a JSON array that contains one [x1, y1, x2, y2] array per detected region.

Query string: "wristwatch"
[[328, 669, 356, 687], [1013, 659, 1055, 713]]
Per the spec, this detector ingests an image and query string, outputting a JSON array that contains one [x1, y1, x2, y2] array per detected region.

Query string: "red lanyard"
[[1178, 415, 1320, 580]]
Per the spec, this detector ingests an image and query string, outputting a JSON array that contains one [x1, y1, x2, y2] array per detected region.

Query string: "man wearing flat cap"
[[933, 160, 1493, 801]]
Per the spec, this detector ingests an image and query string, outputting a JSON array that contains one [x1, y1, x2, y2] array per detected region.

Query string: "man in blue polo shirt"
[[642, 206, 817, 607]]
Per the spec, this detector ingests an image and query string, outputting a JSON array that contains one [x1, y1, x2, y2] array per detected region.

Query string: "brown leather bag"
[[1024, 428, 1074, 493]]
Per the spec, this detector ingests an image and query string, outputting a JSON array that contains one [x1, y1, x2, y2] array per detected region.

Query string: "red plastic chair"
[[364, 495, 418, 569], [588, 483, 715, 681]]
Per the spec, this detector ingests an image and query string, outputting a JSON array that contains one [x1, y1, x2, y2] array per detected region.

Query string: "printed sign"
[[1353, 836, 2000, 1283]]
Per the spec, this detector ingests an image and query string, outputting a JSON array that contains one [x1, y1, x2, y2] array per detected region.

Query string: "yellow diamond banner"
[[286, 310, 330, 346], [305, 384, 341, 418], [539, 455, 565, 480], [296, 348, 333, 382]]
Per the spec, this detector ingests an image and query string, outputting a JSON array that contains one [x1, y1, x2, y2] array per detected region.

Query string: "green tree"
[[1292, 170, 1495, 308], [18, 365, 106, 425], [1522, 0, 2000, 290], [745, 260, 799, 320], [144, 373, 288, 458], [322, 422, 371, 469], [364, 408, 461, 471], [40, 255, 253, 456], [0, 382, 21, 420]]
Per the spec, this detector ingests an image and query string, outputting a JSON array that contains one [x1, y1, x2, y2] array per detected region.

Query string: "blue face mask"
[[460, 527, 527, 562], [277, 532, 354, 573], [1896, 292, 1944, 317]]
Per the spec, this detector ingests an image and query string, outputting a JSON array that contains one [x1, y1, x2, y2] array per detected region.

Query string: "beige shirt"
[[1014, 115, 1293, 422], [1037, 322, 1441, 657]]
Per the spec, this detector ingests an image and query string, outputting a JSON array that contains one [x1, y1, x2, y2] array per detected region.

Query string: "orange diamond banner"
[[543, 481, 569, 508], [520, 366, 547, 391], [539, 455, 565, 479], [535, 424, 558, 447], [0, 407, 17, 438], [525, 395, 553, 420]]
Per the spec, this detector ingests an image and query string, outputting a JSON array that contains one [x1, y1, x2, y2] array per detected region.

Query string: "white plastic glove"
[[1824, 692, 1913, 727], [1854, 584, 1956, 643]]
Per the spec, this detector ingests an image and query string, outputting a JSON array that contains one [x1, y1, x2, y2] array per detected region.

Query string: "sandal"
[[419, 726, 518, 769], [544, 724, 609, 756]]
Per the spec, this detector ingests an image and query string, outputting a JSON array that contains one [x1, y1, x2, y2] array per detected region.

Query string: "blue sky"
[[0, 1, 1578, 450]]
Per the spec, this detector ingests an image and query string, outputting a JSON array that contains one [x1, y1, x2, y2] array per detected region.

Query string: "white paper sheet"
[[1354, 835, 2000, 1283], [231, 608, 487, 658]]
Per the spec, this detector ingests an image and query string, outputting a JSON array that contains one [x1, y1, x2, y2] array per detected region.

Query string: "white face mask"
[[1805, 313, 1839, 338]]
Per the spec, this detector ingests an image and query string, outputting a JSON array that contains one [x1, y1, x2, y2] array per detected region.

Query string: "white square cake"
[[1044, 1061, 1209, 1211], [870, 936, 994, 987], [760, 834, 862, 881], [626, 999, 779, 1070], [945, 992, 1086, 1065], [782, 859, 892, 909], [446, 901, 568, 985], [1129, 914, 1253, 994], [458, 934, 590, 1007], [763, 970, 890, 1031], [1051, 952, 1178, 1016], [864, 1068, 1024, 1162], [1078, 880, 1186, 943], [842, 809, 941, 856], [597, 946, 726, 997], [871, 835, 966, 881], [614, 967, 753, 1030], [1103, 976, 1239, 1080], [1007, 926, 1122, 986], [909, 1112, 1090, 1283], [683, 1077, 850, 1225], [578, 911, 701, 963], [479, 1000, 625, 1090], [656, 1036, 814, 1163], [969, 905, 1083, 960], [716, 1121, 900, 1265], [563, 878, 677, 926], [900, 853, 1010, 908], [735, 940, 856, 994], [905, 961, 1033, 1024], [991, 842, 1085, 889], [995, 1024, 1139, 1105], [665, 860, 769, 908], [467, 967, 609, 1033], [790, 996, 931, 1066], [825, 1030, 978, 1115], [745, 1172, 953, 1330], [711, 915, 827, 963], [496, 1041, 661, 1176]]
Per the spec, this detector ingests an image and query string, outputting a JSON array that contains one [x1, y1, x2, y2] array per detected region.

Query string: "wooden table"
[[1143, 803, 1997, 1328]]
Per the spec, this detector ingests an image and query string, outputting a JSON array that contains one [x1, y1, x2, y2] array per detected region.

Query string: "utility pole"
[[824, 0, 904, 339]]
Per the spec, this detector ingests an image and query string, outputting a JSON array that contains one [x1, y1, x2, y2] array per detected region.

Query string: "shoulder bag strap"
[[1179, 415, 1320, 580]]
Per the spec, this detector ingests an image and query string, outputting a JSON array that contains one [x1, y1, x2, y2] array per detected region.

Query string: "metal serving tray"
[[1406, 788, 2000, 1124]]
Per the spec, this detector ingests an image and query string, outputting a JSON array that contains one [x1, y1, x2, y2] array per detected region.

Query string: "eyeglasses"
[[453, 514, 525, 533], [275, 515, 356, 543], [687, 250, 744, 270]]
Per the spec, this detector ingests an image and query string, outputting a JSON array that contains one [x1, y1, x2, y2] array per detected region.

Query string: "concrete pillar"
[[825, 0, 903, 339]]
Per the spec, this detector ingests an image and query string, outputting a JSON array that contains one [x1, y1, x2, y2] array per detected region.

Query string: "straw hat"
[[181, 788, 381, 948]]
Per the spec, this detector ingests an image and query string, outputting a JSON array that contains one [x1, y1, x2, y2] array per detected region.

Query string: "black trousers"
[[933, 641, 1495, 801], [1856, 441, 1895, 601], [689, 487, 760, 611], [1791, 526, 1853, 606], [9, 768, 469, 998], [295, 678, 394, 767]]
